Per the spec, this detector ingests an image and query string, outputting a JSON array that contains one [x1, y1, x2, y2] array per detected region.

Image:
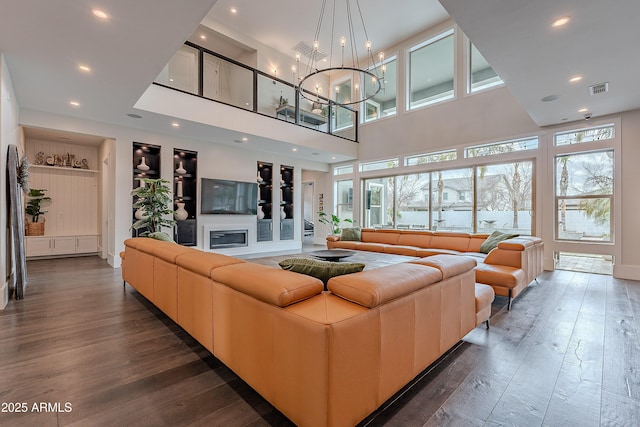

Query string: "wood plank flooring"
[[1, 256, 639, 426]]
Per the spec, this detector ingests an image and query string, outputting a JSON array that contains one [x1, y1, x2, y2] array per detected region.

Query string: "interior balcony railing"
[[154, 41, 359, 142]]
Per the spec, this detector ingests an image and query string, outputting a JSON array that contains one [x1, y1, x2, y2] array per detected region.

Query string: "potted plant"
[[25, 188, 51, 235], [317, 211, 355, 235], [131, 178, 176, 237]]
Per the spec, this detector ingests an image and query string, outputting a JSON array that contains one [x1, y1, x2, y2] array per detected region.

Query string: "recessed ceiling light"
[[292, 148, 298, 152], [578, 108, 589, 113], [230, 8, 237, 14], [200, 34, 207, 40], [171, 122, 180, 127], [78, 64, 91, 72], [241, 137, 248, 142], [569, 75, 583, 83], [127, 113, 142, 119], [312, 152, 319, 155], [552, 16, 571, 27], [69, 101, 80, 107], [331, 156, 336, 160], [92, 9, 109, 19], [541, 94, 559, 102]]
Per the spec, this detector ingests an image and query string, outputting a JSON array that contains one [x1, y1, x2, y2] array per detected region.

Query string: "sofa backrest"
[[361, 228, 401, 244], [328, 262, 443, 308], [211, 263, 324, 307], [430, 232, 473, 252], [468, 234, 490, 252], [397, 230, 433, 248]]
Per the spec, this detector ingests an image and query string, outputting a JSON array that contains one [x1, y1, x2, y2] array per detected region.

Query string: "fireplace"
[[209, 229, 248, 249]]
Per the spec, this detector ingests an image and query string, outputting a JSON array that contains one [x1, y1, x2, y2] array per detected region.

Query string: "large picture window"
[[408, 29, 455, 110], [555, 150, 613, 242]]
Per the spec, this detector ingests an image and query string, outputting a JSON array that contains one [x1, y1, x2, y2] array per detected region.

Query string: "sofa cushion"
[[474, 263, 526, 288], [328, 263, 443, 308], [175, 251, 246, 278], [340, 227, 361, 241], [409, 254, 477, 279], [212, 263, 323, 307], [479, 231, 520, 254], [279, 257, 365, 285]]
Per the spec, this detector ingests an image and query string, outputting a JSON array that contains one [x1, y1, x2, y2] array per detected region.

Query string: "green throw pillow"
[[341, 227, 361, 241], [279, 257, 365, 289], [146, 232, 176, 243], [479, 230, 519, 254]]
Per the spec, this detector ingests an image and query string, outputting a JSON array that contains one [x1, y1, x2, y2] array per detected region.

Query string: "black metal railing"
[[153, 41, 359, 142]]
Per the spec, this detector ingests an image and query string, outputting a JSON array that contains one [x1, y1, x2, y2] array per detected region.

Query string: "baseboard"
[[613, 264, 640, 280]]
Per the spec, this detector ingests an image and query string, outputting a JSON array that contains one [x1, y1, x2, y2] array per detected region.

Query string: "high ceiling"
[[1, 0, 639, 152], [439, 0, 640, 126]]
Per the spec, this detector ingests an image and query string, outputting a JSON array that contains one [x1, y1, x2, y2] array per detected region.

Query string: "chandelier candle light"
[[296, 0, 385, 107]]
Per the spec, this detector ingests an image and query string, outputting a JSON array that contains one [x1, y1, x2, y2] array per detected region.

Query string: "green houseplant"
[[131, 178, 176, 237], [25, 188, 51, 236], [317, 211, 355, 235]]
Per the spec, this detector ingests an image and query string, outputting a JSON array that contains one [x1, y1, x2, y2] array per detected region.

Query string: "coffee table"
[[309, 249, 355, 262]]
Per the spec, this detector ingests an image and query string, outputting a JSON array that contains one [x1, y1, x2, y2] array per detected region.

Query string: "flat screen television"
[[200, 178, 258, 215]]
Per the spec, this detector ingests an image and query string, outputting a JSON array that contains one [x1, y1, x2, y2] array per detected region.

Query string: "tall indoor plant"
[[131, 178, 176, 236], [25, 188, 51, 235], [317, 211, 355, 235]]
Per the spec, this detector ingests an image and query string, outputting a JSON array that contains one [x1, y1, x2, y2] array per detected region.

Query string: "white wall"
[[1, 53, 21, 309], [19, 108, 329, 267]]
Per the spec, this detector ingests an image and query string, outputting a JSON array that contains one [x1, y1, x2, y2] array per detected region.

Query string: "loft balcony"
[[149, 41, 359, 143]]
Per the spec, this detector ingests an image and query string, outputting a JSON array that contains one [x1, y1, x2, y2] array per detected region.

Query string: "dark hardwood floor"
[[1, 256, 639, 426]]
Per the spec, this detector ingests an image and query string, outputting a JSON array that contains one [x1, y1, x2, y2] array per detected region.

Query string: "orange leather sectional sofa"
[[121, 237, 478, 427], [327, 229, 544, 309]]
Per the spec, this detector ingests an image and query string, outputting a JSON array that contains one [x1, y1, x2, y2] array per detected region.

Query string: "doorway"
[[302, 181, 314, 248]]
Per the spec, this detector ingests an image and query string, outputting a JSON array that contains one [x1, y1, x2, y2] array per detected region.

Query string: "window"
[[334, 165, 354, 175], [476, 161, 533, 234], [554, 124, 615, 146], [359, 158, 399, 172], [363, 56, 397, 122], [334, 79, 353, 131], [468, 42, 503, 93], [465, 137, 538, 158], [363, 173, 430, 229], [405, 149, 457, 166], [555, 150, 613, 242], [408, 29, 455, 109], [431, 168, 473, 232], [335, 180, 354, 223]]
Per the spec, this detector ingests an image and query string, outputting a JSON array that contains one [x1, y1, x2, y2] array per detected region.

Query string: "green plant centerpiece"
[[25, 189, 51, 223], [317, 211, 355, 235], [131, 178, 176, 236]]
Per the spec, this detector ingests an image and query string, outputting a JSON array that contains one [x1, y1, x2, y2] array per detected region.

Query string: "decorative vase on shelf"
[[280, 206, 286, 220], [177, 180, 183, 198], [138, 156, 150, 171], [174, 202, 188, 220], [176, 161, 187, 175], [257, 206, 265, 219]]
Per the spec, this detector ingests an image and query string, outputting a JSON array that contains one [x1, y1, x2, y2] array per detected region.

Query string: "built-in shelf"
[[257, 161, 273, 242], [132, 142, 161, 237], [280, 165, 294, 240], [30, 164, 98, 173], [173, 148, 197, 246]]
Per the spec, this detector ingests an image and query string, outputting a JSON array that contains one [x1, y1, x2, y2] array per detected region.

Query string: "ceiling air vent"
[[589, 82, 609, 95], [291, 41, 327, 62]]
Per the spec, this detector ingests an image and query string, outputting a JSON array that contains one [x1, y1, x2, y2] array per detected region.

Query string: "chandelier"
[[295, 0, 385, 107]]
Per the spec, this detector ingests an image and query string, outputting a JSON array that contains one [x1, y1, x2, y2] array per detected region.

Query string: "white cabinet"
[[26, 235, 98, 258]]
